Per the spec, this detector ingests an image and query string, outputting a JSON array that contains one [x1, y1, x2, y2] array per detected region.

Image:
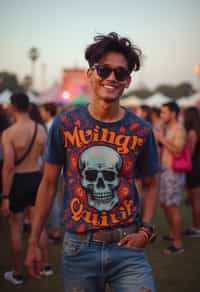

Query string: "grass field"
[[0, 204, 199, 292]]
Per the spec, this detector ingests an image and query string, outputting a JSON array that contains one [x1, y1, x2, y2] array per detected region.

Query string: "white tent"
[[177, 92, 200, 107], [177, 97, 192, 107], [27, 91, 39, 104], [144, 93, 172, 107], [0, 89, 12, 104], [120, 96, 143, 107], [0, 89, 39, 105], [38, 83, 62, 104]]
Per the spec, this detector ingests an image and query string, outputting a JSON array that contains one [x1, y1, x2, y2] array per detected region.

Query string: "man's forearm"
[[29, 179, 57, 245], [2, 164, 14, 195], [161, 138, 181, 156]]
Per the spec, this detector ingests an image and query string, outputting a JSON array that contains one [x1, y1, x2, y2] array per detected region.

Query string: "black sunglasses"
[[91, 64, 130, 82]]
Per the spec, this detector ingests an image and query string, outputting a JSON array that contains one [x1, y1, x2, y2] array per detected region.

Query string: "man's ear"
[[86, 68, 92, 79]]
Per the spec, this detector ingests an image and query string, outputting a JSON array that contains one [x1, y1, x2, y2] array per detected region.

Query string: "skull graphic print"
[[78, 146, 122, 211]]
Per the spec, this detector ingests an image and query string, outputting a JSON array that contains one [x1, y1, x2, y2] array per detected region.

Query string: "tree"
[[28, 47, 40, 89], [22, 75, 33, 91], [0, 71, 22, 93], [155, 82, 196, 99], [123, 88, 153, 99]]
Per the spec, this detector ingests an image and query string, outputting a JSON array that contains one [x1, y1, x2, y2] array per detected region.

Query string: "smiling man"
[[25, 32, 160, 292]]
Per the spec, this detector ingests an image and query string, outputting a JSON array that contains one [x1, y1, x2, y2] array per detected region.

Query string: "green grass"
[[0, 204, 199, 292]]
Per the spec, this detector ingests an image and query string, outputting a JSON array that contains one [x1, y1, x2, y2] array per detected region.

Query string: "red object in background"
[[195, 64, 200, 76], [62, 68, 91, 100]]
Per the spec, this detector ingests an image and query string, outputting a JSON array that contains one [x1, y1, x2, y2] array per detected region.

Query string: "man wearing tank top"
[[0, 93, 53, 284], [155, 101, 186, 254]]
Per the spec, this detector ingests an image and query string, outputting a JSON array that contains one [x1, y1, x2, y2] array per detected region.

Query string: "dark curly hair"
[[184, 106, 200, 141], [85, 32, 142, 73], [10, 92, 29, 112]]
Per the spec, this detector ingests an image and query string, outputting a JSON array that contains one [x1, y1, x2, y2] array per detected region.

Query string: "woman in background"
[[183, 107, 200, 237], [136, 104, 153, 123]]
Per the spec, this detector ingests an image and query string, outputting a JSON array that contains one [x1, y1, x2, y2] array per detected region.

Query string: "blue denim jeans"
[[61, 232, 155, 292]]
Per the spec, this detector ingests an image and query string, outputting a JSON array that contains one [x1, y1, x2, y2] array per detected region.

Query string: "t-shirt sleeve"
[[135, 129, 161, 178], [44, 115, 65, 165]]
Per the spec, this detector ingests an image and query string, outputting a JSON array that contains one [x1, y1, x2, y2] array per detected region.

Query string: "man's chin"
[[101, 95, 120, 103]]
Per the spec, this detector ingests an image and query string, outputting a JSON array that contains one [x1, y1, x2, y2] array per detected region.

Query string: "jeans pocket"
[[62, 239, 83, 257]]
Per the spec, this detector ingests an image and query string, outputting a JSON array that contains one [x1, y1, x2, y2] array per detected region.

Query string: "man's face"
[[39, 107, 49, 122], [87, 52, 131, 103], [136, 107, 146, 120], [160, 106, 173, 124]]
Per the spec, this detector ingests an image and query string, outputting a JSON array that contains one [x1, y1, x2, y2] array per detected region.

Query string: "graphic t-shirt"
[[44, 106, 160, 233]]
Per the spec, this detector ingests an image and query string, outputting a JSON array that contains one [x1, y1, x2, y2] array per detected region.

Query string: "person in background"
[[151, 106, 164, 160], [155, 102, 185, 254], [151, 107, 162, 130], [183, 107, 200, 237], [136, 104, 153, 124], [40, 103, 57, 131], [135, 104, 154, 195], [1, 93, 53, 285], [21, 102, 46, 233], [29, 102, 46, 129], [40, 102, 62, 243], [0, 107, 11, 194]]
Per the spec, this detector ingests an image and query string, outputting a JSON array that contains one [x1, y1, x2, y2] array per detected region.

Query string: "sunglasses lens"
[[94, 64, 129, 81], [115, 68, 129, 81], [96, 65, 112, 79]]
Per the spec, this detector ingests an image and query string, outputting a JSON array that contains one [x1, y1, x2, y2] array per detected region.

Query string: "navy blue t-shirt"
[[44, 105, 160, 233]]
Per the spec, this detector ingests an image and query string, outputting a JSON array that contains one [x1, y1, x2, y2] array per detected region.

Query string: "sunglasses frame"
[[91, 63, 130, 82]]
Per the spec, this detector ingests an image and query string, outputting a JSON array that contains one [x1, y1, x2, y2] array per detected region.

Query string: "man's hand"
[[1, 199, 10, 217], [118, 231, 148, 249], [25, 242, 43, 279], [154, 128, 164, 144]]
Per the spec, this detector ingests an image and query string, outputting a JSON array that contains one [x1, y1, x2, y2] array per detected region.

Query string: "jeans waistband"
[[65, 224, 139, 244]]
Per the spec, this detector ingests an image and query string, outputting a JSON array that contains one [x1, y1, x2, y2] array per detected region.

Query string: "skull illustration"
[[78, 146, 122, 211]]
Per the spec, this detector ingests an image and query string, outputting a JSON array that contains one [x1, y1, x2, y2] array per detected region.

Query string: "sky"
[[1, 0, 200, 91]]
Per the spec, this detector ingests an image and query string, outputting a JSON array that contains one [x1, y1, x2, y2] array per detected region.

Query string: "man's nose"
[[107, 70, 117, 81]]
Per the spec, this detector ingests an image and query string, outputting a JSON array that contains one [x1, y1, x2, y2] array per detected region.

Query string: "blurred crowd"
[[0, 95, 200, 283]]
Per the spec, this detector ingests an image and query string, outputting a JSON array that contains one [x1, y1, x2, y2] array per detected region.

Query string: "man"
[[40, 102, 62, 243], [40, 102, 57, 131], [1, 93, 53, 285], [25, 32, 160, 292], [155, 102, 185, 254]]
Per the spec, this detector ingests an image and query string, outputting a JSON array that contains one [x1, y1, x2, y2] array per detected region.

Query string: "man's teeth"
[[103, 85, 116, 89]]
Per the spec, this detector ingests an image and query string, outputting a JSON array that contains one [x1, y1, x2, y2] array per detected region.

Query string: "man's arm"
[[25, 162, 61, 277], [1, 130, 15, 216], [155, 127, 185, 156], [118, 173, 159, 248]]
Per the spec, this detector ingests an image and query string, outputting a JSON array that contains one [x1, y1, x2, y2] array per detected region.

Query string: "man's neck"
[[88, 100, 125, 123], [15, 112, 30, 122], [46, 116, 53, 123], [167, 118, 178, 129]]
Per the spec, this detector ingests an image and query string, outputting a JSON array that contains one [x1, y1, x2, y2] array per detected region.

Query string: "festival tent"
[[186, 92, 200, 106], [144, 93, 172, 107], [67, 94, 89, 106], [177, 97, 192, 107], [177, 92, 200, 107], [38, 83, 62, 104], [26, 91, 39, 104], [120, 96, 143, 107], [0, 89, 39, 105], [0, 89, 12, 104]]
